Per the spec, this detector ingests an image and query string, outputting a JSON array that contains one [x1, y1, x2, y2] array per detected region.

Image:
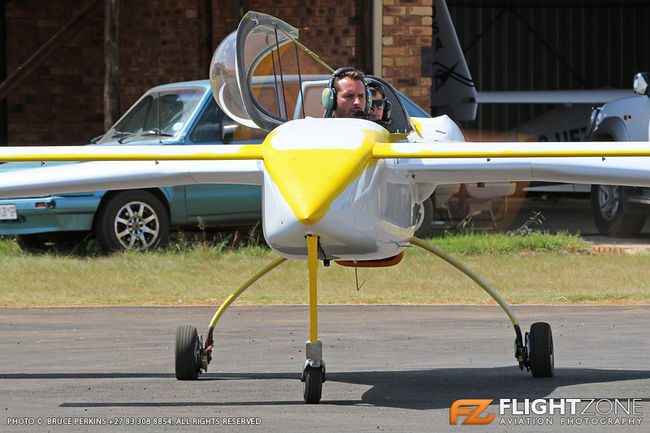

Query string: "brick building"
[[2, 0, 433, 146]]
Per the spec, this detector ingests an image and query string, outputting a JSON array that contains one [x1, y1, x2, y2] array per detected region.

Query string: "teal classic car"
[[0, 79, 432, 252], [0, 80, 266, 252]]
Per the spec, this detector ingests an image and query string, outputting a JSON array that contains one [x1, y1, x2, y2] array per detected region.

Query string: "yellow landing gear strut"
[[409, 237, 554, 378], [301, 234, 326, 404], [173, 235, 329, 403], [174, 256, 287, 381]]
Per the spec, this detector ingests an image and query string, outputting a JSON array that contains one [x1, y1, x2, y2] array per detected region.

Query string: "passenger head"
[[367, 82, 386, 122], [366, 80, 392, 126]]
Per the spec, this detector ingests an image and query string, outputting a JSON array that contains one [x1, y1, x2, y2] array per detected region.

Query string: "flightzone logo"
[[450, 398, 644, 426], [450, 400, 495, 425]]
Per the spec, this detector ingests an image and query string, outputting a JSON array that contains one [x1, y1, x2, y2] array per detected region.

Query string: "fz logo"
[[450, 399, 495, 425]]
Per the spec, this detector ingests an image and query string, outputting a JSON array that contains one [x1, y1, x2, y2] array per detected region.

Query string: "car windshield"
[[97, 88, 205, 144]]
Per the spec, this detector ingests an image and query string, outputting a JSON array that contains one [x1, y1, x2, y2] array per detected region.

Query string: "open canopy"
[[208, 11, 418, 135], [210, 11, 327, 131]]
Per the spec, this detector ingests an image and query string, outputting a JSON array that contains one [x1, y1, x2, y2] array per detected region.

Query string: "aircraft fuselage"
[[259, 118, 430, 261]]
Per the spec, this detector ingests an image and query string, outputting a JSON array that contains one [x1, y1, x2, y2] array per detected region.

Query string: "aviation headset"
[[366, 80, 393, 124], [321, 67, 372, 114]]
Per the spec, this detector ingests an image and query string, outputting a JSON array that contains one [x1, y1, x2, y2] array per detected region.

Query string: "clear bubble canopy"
[[209, 12, 302, 131]]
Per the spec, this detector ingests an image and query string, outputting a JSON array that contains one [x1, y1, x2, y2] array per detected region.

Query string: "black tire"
[[591, 185, 646, 237], [15, 234, 50, 253], [95, 190, 169, 252], [303, 365, 323, 404], [528, 322, 554, 378], [414, 197, 434, 238], [175, 325, 201, 380], [15, 232, 88, 254]]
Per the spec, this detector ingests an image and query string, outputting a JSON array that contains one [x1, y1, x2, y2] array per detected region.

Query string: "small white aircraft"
[[1, 12, 650, 404]]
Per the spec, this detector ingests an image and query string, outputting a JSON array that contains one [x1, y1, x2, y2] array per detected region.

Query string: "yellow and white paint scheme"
[[3, 10, 650, 403], [2, 118, 650, 262], [261, 117, 417, 261]]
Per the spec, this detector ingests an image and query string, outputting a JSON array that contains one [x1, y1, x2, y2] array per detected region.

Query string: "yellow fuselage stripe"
[[262, 129, 387, 225]]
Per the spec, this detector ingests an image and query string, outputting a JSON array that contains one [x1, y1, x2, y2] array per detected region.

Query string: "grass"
[[0, 232, 648, 306]]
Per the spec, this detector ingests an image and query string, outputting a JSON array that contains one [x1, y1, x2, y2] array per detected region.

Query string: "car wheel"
[[15, 232, 88, 254], [15, 234, 50, 253], [414, 196, 434, 238], [95, 190, 169, 252], [591, 185, 646, 237]]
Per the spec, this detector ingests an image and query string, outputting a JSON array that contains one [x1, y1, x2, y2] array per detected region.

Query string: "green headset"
[[321, 67, 372, 115]]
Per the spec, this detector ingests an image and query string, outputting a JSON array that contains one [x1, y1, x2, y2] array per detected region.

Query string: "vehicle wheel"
[[175, 325, 201, 380], [15, 232, 88, 254], [528, 322, 554, 378], [591, 185, 646, 237], [303, 365, 323, 404], [95, 190, 169, 252], [15, 234, 49, 253], [414, 196, 434, 238]]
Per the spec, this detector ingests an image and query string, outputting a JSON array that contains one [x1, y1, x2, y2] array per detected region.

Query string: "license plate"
[[0, 204, 17, 220]]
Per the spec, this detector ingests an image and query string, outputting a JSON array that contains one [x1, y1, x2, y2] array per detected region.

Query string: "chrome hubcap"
[[114, 201, 160, 250], [598, 185, 621, 221]]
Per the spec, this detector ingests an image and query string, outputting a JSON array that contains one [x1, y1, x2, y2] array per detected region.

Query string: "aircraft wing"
[[374, 140, 650, 188], [0, 145, 263, 199], [476, 89, 632, 105]]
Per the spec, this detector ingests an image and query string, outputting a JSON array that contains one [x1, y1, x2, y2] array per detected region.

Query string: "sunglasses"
[[370, 99, 386, 110]]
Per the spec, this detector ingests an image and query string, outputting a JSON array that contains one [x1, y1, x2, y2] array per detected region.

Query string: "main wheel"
[[95, 190, 169, 252], [175, 325, 201, 380], [591, 185, 646, 237], [528, 322, 554, 378], [303, 365, 323, 404]]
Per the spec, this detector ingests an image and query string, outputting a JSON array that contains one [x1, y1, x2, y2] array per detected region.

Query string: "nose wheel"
[[301, 362, 326, 404]]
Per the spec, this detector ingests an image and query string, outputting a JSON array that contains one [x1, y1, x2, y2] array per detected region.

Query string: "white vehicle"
[[584, 72, 650, 236], [473, 77, 650, 237]]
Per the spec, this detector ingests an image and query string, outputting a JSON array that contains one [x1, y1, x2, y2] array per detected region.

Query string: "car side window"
[[190, 98, 226, 143], [190, 97, 266, 144]]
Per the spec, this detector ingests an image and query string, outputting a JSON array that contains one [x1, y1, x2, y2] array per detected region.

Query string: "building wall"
[[214, 1, 360, 69], [5, 0, 377, 145], [12, 1, 646, 145], [5, 0, 208, 145], [6, 1, 105, 145], [381, 0, 433, 111], [119, 0, 206, 112]]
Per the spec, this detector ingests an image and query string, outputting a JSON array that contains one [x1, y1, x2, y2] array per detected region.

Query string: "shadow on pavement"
[[5, 366, 646, 410]]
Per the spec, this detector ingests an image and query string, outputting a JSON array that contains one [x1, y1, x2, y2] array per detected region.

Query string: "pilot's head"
[[332, 68, 368, 118]]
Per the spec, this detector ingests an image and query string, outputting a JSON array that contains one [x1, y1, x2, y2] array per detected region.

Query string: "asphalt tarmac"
[[1, 305, 649, 432]]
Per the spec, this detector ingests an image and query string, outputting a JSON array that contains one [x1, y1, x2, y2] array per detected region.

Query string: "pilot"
[[366, 81, 392, 127], [322, 67, 370, 119]]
